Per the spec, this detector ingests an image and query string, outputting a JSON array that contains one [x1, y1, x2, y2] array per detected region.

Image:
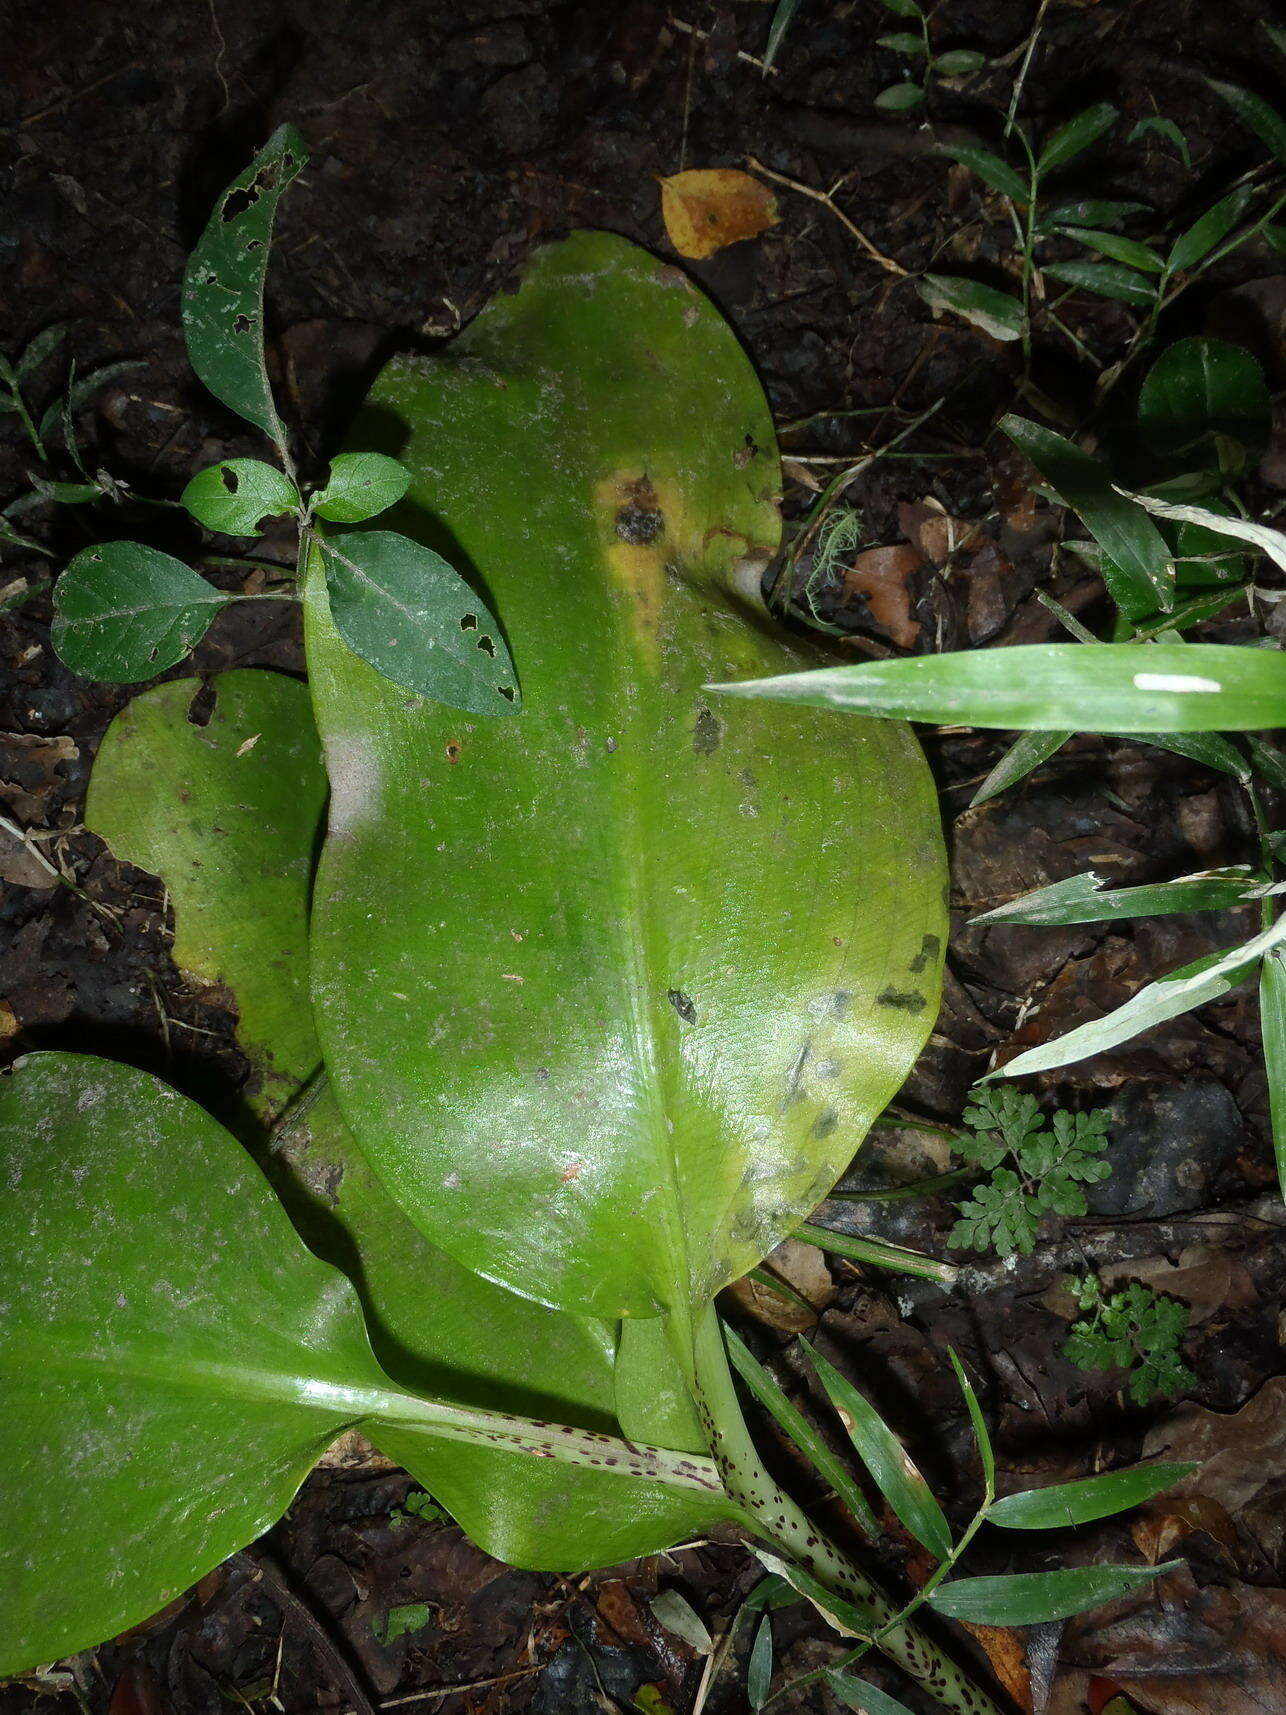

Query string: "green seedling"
[[1064, 1277, 1196, 1406], [948, 1088, 1112, 1258], [873, 0, 985, 115]]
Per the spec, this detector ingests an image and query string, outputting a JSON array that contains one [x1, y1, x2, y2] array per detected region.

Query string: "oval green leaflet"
[[53, 541, 230, 681], [303, 231, 948, 1338]]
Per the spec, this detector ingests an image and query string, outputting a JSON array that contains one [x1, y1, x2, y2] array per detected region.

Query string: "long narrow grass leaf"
[[801, 1340, 953, 1560], [987, 1462, 1196, 1530], [795, 1222, 957, 1286], [1261, 949, 1286, 1199], [929, 1562, 1181, 1625], [972, 867, 1275, 928], [724, 1323, 880, 1539]]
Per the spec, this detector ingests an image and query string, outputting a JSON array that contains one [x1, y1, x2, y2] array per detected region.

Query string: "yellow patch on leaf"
[[658, 169, 778, 260]]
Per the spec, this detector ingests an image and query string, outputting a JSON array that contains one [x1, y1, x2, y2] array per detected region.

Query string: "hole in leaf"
[[498, 685, 516, 702], [459, 613, 478, 631], [186, 681, 216, 727], [245, 239, 264, 252], [220, 466, 240, 493], [476, 634, 496, 657], [221, 184, 263, 223], [232, 314, 254, 335]]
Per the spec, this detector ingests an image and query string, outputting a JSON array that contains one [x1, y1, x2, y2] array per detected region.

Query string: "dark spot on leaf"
[[186, 682, 216, 727], [908, 933, 941, 974], [667, 988, 697, 1024], [445, 741, 461, 764], [830, 990, 852, 1018], [877, 987, 928, 1012], [692, 706, 722, 755], [615, 503, 663, 544], [810, 1106, 839, 1141]]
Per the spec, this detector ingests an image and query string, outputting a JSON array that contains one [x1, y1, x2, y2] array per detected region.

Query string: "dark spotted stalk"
[[687, 1307, 1006, 1715]]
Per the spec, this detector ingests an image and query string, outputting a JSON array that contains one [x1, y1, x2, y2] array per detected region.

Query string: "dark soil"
[[3, 2, 1285, 1713]]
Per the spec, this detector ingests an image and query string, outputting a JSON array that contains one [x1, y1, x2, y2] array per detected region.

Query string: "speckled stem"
[[687, 1306, 1005, 1715]]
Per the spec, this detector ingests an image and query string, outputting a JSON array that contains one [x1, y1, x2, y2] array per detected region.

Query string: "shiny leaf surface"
[[305, 232, 947, 1327], [53, 542, 229, 681]]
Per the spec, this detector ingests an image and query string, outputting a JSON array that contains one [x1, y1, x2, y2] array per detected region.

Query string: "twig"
[[668, 16, 779, 76], [745, 158, 908, 277]]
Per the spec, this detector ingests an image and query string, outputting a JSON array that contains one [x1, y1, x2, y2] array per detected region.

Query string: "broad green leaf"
[[1138, 337, 1270, 455], [1038, 198, 1150, 231], [972, 729, 1072, 805], [795, 1221, 957, 1285], [182, 125, 307, 450], [929, 1562, 1181, 1625], [748, 1613, 774, 1708], [878, 31, 926, 54], [802, 1339, 953, 1560], [1122, 491, 1286, 578], [1043, 260, 1156, 307], [0, 1053, 730, 1676], [1208, 79, 1286, 165], [1262, 949, 1286, 1198], [305, 231, 947, 1326], [710, 643, 1286, 732], [827, 1673, 916, 1715], [319, 530, 519, 712], [917, 275, 1024, 341], [1059, 227, 1164, 272], [763, 0, 804, 73], [875, 82, 925, 112], [53, 541, 228, 681], [1001, 416, 1173, 617], [1038, 103, 1117, 174], [987, 1462, 1196, 1529], [724, 1323, 881, 1540], [938, 145, 1027, 203], [996, 912, 1286, 1080], [85, 672, 328, 1114], [935, 49, 985, 75], [82, 670, 736, 1572], [312, 451, 411, 523], [1168, 187, 1253, 273], [973, 866, 1275, 927], [181, 458, 300, 535], [879, 0, 922, 17], [948, 1348, 994, 1491]]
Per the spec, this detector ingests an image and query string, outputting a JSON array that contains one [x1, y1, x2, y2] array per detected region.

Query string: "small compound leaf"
[[1001, 416, 1173, 617], [827, 1672, 916, 1715], [1037, 102, 1117, 174], [1043, 260, 1156, 308], [938, 144, 1028, 203], [1262, 948, 1286, 1199], [181, 458, 300, 536], [928, 1562, 1181, 1626], [658, 169, 779, 261], [802, 1338, 953, 1561], [319, 530, 520, 713], [312, 452, 411, 523], [53, 542, 228, 682], [1167, 187, 1253, 274], [1208, 78, 1286, 165], [182, 124, 307, 449], [917, 275, 1024, 341], [988, 1463, 1197, 1530], [1138, 337, 1271, 456], [875, 82, 926, 112], [711, 643, 1286, 732], [996, 916, 1286, 1081]]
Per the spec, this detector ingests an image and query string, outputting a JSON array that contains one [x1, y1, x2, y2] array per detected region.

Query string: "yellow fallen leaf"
[[658, 168, 778, 260]]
